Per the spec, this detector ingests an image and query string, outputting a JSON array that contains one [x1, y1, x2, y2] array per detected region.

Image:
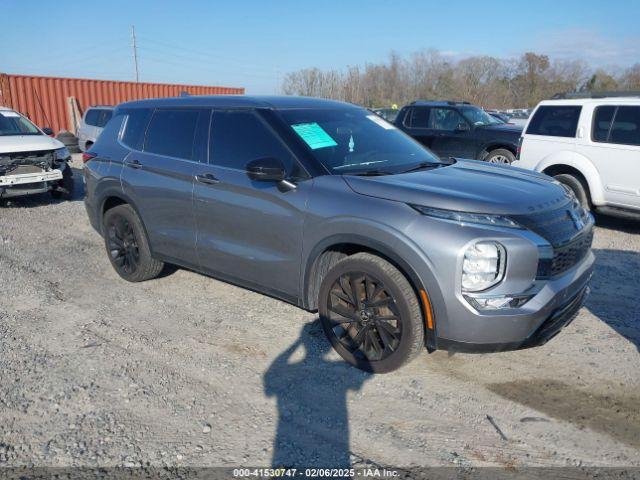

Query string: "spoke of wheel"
[[367, 296, 393, 308], [377, 324, 396, 352], [364, 275, 374, 301], [368, 329, 383, 358], [328, 303, 359, 323], [377, 320, 400, 343], [353, 324, 368, 347], [331, 289, 355, 307], [339, 276, 355, 306], [375, 315, 400, 321], [348, 274, 362, 309]]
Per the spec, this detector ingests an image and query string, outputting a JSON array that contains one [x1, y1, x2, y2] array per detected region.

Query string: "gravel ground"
[[0, 155, 638, 470]]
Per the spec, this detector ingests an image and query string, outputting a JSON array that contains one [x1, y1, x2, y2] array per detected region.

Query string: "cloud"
[[527, 28, 640, 67]]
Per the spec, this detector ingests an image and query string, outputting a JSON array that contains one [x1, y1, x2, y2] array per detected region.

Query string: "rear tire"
[[103, 204, 164, 282], [554, 173, 591, 211], [486, 148, 515, 164], [318, 252, 424, 373]]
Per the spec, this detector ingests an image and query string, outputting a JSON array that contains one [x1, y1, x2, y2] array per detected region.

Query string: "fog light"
[[462, 241, 505, 292], [464, 294, 532, 310]]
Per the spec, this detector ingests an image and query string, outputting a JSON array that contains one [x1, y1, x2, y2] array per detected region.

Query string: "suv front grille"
[[537, 228, 593, 278]]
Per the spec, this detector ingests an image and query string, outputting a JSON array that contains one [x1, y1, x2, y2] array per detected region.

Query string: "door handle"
[[124, 159, 143, 169], [195, 173, 220, 185]]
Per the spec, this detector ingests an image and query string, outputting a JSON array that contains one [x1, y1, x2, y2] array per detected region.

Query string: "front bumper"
[[434, 249, 594, 353], [0, 167, 64, 198]]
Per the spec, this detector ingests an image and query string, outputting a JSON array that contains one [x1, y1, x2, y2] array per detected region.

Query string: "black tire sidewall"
[[554, 173, 590, 210], [103, 205, 151, 282], [319, 256, 422, 373]]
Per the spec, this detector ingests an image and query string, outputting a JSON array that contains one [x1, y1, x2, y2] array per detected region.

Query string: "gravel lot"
[[0, 155, 639, 470]]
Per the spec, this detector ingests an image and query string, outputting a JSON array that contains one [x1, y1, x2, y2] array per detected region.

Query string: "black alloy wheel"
[[319, 252, 424, 373], [107, 215, 140, 275]]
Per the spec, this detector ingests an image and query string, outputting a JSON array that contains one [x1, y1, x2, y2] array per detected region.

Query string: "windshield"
[[459, 106, 502, 127], [280, 108, 442, 174], [0, 111, 42, 136]]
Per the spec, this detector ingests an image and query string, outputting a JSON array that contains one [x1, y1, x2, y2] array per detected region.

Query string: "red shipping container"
[[0, 73, 244, 134]]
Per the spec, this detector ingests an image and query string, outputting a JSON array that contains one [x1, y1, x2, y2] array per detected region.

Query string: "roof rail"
[[552, 91, 640, 99], [409, 99, 471, 105]]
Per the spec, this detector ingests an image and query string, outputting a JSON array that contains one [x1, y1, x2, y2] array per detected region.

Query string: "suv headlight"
[[462, 241, 506, 292], [54, 147, 71, 161], [412, 205, 521, 229]]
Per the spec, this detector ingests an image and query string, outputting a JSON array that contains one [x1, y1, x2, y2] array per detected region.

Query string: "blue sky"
[[2, 0, 639, 93]]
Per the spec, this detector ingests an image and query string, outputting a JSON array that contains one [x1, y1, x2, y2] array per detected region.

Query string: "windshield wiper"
[[399, 162, 443, 174], [352, 169, 391, 176]]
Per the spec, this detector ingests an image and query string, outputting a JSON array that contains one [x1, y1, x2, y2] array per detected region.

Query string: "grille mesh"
[[550, 229, 593, 276]]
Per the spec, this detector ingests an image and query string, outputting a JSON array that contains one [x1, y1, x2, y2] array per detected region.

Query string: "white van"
[[77, 106, 113, 152], [0, 107, 73, 200], [513, 95, 640, 219]]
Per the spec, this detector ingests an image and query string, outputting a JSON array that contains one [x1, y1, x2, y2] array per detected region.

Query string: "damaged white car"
[[0, 107, 74, 200]]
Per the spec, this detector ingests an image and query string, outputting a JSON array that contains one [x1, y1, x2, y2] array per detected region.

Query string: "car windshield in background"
[[280, 108, 442, 175], [0, 111, 42, 136], [460, 106, 502, 126]]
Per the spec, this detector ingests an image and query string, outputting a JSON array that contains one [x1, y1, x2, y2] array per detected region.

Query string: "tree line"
[[281, 50, 640, 109]]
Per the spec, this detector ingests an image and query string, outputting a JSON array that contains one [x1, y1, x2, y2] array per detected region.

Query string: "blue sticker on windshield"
[[291, 122, 337, 150]]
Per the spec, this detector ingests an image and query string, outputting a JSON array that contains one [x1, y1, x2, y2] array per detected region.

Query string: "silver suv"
[[78, 106, 113, 152], [83, 96, 594, 373]]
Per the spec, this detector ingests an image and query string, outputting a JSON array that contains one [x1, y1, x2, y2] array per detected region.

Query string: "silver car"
[[77, 106, 113, 152], [83, 96, 594, 373]]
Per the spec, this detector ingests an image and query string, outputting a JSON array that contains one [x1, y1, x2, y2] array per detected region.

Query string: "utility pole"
[[131, 25, 139, 82]]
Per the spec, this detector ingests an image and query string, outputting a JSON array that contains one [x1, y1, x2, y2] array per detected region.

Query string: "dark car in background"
[[395, 101, 522, 164]]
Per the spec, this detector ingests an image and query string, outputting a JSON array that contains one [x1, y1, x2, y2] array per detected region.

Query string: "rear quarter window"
[[121, 109, 152, 150], [609, 106, 640, 146], [526, 106, 582, 138]]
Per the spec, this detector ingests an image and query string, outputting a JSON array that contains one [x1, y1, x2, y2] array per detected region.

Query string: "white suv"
[[513, 95, 640, 218]]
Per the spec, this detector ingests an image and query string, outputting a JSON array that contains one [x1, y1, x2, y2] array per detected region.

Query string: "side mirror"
[[246, 157, 286, 182], [42, 127, 54, 136], [455, 122, 471, 133]]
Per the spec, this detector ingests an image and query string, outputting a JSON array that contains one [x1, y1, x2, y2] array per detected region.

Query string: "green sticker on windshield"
[[291, 122, 337, 150]]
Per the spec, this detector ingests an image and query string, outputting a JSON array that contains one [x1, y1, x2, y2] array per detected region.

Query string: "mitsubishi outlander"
[[84, 96, 594, 373]]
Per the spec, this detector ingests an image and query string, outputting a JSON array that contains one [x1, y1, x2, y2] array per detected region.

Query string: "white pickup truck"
[[0, 107, 73, 200]]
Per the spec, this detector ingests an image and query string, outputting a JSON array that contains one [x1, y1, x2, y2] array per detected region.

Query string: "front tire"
[[486, 148, 515, 164], [103, 204, 164, 282], [553, 173, 591, 211], [319, 253, 424, 373]]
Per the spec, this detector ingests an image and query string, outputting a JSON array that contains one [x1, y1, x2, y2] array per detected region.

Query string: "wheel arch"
[[97, 190, 153, 253], [537, 152, 605, 205], [479, 142, 517, 160], [302, 234, 440, 350]]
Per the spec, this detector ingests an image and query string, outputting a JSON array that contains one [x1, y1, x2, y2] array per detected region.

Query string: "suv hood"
[[343, 160, 568, 216], [0, 135, 64, 154], [478, 123, 523, 134]]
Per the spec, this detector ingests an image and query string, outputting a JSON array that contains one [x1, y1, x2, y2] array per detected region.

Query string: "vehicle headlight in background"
[[461, 241, 506, 292], [411, 205, 521, 229], [54, 147, 71, 161]]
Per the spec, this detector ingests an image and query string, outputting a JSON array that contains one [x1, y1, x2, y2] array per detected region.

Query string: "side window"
[[407, 107, 429, 128], [121, 109, 152, 150], [84, 109, 100, 126], [428, 108, 466, 131], [592, 106, 616, 142], [526, 106, 582, 137], [97, 110, 113, 128], [144, 109, 201, 160], [209, 110, 302, 177], [609, 106, 640, 146]]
